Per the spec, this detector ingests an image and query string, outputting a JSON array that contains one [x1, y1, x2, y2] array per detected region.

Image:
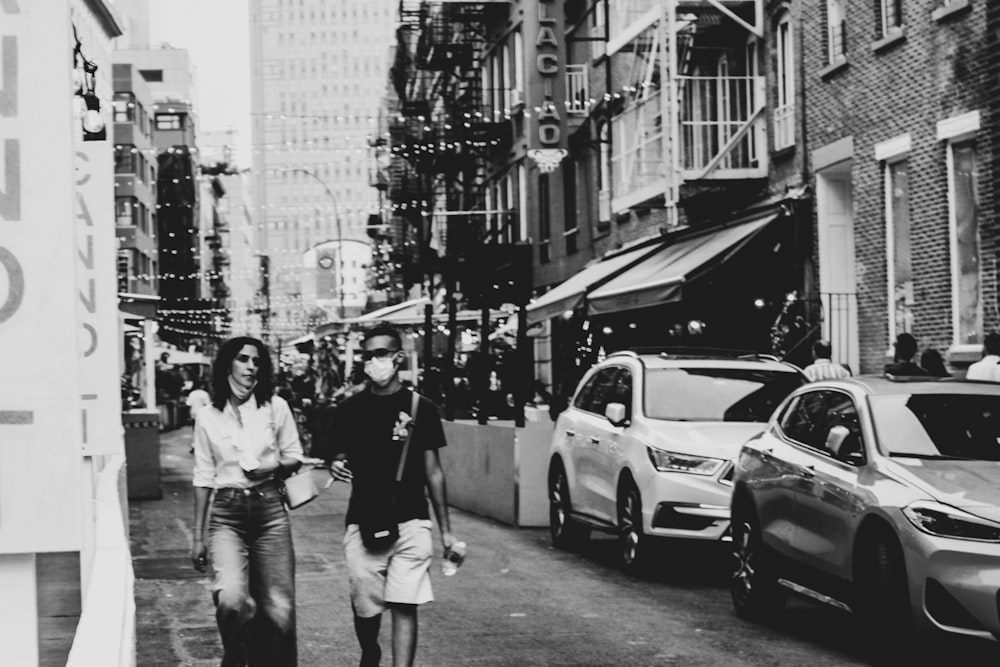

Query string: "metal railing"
[[679, 75, 764, 172], [820, 291, 856, 369], [611, 89, 665, 197], [566, 65, 589, 116]]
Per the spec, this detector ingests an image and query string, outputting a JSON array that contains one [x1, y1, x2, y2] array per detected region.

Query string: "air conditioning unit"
[[508, 88, 525, 111]]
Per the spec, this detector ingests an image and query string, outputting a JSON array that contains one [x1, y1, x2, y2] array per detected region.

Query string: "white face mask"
[[364, 357, 396, 386]]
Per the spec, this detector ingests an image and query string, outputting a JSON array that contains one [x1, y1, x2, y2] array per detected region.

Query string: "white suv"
[[548, 350, 805, 572]]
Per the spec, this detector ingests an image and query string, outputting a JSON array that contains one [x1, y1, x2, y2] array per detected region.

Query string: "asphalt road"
[[130, 428, 1000, 666]]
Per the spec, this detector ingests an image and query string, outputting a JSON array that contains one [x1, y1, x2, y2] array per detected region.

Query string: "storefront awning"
[[587, 213, 778, 316], [525, 242, 664, 325]]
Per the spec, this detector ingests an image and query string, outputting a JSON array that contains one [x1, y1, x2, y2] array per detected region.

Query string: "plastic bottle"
[[441, 541, 467, 576]]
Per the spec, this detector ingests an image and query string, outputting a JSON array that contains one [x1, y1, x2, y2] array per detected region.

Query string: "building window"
[[826, 0, 847, 63], [563, 159, 578, 255], [879, 0, 903, 35], [138, 69, 163, 82], [949, 140, 981, 345], [539, 174, 551, 264], [116, 197, 138, 227], [774, 13, 795, 151], [598, 122, 611, 227], [155, 114, 183, 130], [885, 159, 912, 338], [112, 92, 136, 123], [114, 146, 137, 174]]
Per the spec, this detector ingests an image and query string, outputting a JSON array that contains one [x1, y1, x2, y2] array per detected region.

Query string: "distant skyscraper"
[[248, 0, 397, 336]]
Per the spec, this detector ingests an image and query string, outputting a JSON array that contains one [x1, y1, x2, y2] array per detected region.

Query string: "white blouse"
[[192, 394, 304, 489]]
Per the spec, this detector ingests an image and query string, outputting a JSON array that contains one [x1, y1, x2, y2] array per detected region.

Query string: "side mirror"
[[605, 402, 630, 427]]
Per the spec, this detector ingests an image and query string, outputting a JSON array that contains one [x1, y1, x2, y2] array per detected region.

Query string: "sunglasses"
[[235, 353, 260, 364], [361, 348, 400, 361]]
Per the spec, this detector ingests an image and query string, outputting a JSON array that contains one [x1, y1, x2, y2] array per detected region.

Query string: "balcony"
[[566, 65, 590, 117], [679, 75, 766, 180]]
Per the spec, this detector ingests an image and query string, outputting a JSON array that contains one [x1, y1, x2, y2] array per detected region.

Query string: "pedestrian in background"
[[185, 379, 211, 430], [325, 324, 462, 667], [884, 332, 928, 377], [920, 348, 951, 377], [802, 339, 852, 382], [965, 332, 1000, 382], [191, 336, 305, 667]]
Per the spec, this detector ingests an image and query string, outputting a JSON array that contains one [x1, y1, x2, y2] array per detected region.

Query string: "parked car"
[[731, 376, 1000, 647], [548, 349, 805, 571]]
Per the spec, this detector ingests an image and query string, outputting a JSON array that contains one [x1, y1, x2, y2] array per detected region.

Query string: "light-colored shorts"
[[344, 518, 434, 618]]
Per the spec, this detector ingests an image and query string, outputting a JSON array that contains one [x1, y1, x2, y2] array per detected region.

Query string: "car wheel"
[[730, 500, 787, 620], [855, 533, 912, 654], [617, 482, 647, 574], [549, 463, 589, 550]]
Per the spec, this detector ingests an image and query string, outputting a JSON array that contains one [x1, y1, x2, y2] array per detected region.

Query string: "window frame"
[[879, 0, 903, 36], [773, 12, 795, 151], [947, 138, 982, 346], [826, 0, 847, 64], [881, 143, 912, 344]]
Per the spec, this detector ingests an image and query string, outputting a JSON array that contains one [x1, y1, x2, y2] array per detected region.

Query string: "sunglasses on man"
[[360, 348, 400, 361]]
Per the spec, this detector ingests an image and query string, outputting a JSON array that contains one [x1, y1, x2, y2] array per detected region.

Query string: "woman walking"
[[190, 336, 304, 666]]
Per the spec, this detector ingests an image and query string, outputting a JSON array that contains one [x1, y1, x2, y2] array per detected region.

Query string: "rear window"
[[870, 393, 1000, 460], [643, 367, 804, 422]]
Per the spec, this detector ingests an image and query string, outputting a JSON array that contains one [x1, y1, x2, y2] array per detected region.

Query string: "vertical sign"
[[526, 0, 569, 171], [75, 142, 124, 456], [0, 0, 84, 552]]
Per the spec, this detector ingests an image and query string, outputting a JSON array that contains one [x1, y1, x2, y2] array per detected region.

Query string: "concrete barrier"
[[66, 454, 136, 667], [441, 420, 554, 528]]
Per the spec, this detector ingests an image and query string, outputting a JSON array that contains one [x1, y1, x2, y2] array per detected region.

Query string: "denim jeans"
[[209, 482, 297, 667]]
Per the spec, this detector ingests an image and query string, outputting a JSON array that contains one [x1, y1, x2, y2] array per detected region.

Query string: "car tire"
[[730, 499, 787, 621], [617, 481, 648, 574], [855, 532, 913, 657], [549, 463, 590, 550]]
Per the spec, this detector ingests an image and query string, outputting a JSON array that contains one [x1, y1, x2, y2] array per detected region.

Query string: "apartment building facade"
[[804, 0, 995, 374]]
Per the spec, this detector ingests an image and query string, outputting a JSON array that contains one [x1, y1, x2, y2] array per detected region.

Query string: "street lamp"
[[286, 168, 345, 319]]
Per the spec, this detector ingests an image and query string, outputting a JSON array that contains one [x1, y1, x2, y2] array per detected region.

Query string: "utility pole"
[[259, 254, 271, 342]]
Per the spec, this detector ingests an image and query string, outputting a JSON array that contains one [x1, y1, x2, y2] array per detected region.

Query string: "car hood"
[[887, 458, 1000, 517], [643, 421, 766, 460]]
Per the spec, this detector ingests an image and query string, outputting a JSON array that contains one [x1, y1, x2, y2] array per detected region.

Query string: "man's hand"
[[191, 539, 208, 572], [328, 459, 353, 483]]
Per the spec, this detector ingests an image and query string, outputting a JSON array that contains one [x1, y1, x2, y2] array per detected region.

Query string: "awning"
[[587, 213, 778, 316], [525, 241, 664, 325]]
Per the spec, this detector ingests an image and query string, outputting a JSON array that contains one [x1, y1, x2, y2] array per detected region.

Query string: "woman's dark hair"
[[211, 336, 275, 410]]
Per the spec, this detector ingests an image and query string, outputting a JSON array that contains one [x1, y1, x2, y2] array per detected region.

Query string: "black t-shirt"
[[328, 388, 446, 525]]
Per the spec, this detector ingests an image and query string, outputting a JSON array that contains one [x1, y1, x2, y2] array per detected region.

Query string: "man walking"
[[966, 332, 1000, 382], [326, 324, 462, 667], [801, 340, 851, 382]]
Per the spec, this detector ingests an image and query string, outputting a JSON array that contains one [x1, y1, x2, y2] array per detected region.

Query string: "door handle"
[[565, 430, 576, 437], [802, 465, 816, 478], [590, 437, 601, 446]]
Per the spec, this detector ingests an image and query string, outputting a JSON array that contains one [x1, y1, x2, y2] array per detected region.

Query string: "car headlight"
[[902, 500, 1000, 542], [646, 447, 725, 476]]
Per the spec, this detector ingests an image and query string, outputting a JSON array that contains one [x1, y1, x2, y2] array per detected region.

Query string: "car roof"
[[812, 375, 1000, 396], [604, 350, 801, 373]]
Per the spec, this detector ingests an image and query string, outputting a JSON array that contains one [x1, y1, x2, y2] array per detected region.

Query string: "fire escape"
[[599, 0, 767, 227], [387, 0, 517, 307]]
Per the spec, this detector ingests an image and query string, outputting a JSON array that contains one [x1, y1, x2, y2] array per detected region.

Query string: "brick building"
[[803, 0, 995, 373]]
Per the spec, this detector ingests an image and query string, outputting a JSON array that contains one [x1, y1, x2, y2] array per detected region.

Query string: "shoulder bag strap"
[[394, 391, 420, 482]]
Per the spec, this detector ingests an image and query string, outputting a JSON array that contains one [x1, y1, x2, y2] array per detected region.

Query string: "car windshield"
[[870, 393, 1000, 460], [643, 367, 804, 422]]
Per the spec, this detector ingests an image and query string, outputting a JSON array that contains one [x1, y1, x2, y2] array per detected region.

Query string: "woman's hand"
[[245, 463, 280, 481], [328, 459, 353, 483], [191, 539, 208, 572]]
